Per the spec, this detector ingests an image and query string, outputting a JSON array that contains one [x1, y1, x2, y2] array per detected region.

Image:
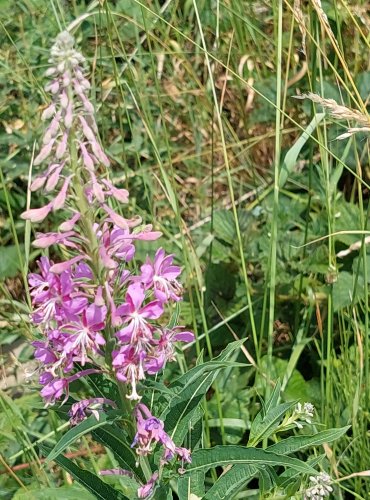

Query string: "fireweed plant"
[[22, 31, 348, 499], [23, 31, 194, 497]]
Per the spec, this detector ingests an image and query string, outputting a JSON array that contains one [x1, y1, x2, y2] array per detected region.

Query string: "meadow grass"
[[1, 0, 370, 498]]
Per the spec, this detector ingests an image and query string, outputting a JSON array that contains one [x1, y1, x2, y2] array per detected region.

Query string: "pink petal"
[[30, 175, 47, 192], [173, 331, 195, 342], [56, 132, 68, 159]]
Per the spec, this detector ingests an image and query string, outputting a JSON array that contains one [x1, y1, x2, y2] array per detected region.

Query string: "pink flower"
[[115, 284, 163, 345], [29, 257, 88, 325], [62, 303, 107, 365], [145, 327, 194, 375], [138, 473, 159, 498], [132, 404, 191, 466], [40, 369, 101, 406], [68, 397, 117, 425], [140, 248, 182, 302], [112, 346, 146, 400]]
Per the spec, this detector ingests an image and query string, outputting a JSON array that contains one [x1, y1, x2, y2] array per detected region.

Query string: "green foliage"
[[1, 0, 370, 498]]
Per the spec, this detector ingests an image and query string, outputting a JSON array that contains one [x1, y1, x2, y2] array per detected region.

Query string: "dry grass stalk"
[[295, 92, 369, 125], [311, 0, 339, 48], [337, 235, 370, 258], [295, 92, 370, 139], [293, 0, 306, 55]]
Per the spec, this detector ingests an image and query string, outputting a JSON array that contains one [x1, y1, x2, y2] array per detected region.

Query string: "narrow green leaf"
[[46, 413, 112, 463], [40, 445, 127, 499], [186, 446, 317, 475], [163, 341, 246, 442], [92, 424, 146, 482], [171, 340, 245, 390], [279, 112, 325, 188], [267, 426, 350, 455], [203, 464, 257, 500]]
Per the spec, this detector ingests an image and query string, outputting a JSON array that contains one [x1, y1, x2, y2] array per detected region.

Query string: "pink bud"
[[49, 81, 59, 94], [79, 116, 96, 142], [41, 103, 56, 121], [59, 212, 80, 232], [34, 138, 56, 166], [63, 71, 71, 87], [43, 111, 62, 145], [102, 179, 129, 203], [91, 140, 110, 167], [49, 255, 86, 274], [21, 203, 52, 222], [52, 175, 72, 211], [45, 164, 63, 192], [56, 132, 68, 159], [64, 102, 73, 128], [103, 204, 142, 229], [32, 233, 59, 248], [80, 94, 94, 114], [44, 67, 57, 77], [30, 175, 47, 192], [79, 142, 95, 170], [134, 225, 162, 241], [60, 91, 69, 109], [57, 61, 65, 73]]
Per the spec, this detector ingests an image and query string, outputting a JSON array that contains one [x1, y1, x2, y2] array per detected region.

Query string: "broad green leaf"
[[92, 424, 145, 482], [186, 446, 317, 475], [0, 244, 24, 280], [12, 486, 95, 500], [267, 426, 350, 455], [203, 464, 257, 500], [46, 413, 113, 463], [178, 471, 205, 500], [40, 445, 127, 500], [278, 455, 324, 489], [332, 271, 364, 311], [248, 401, 296, 447], [279, 113, 325, 188]]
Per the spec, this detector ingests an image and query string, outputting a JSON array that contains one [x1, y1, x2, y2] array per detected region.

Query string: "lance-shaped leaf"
[[185, 446, 317, 475], [40, 445, 127, 500], [92, 424, 146, 483], [46, 412, 116, 463], [267, 426, 350, 455], [203, 464, 258, 500], [163, 341, 246, 442]]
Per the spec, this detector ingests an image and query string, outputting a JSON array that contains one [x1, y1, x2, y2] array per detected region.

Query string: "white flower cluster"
[[294, 402, 315, 429], [304, 472, 333, 499]]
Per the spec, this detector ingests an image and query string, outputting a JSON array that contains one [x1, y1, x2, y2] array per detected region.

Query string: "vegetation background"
[[1, 0, 370, 498]]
